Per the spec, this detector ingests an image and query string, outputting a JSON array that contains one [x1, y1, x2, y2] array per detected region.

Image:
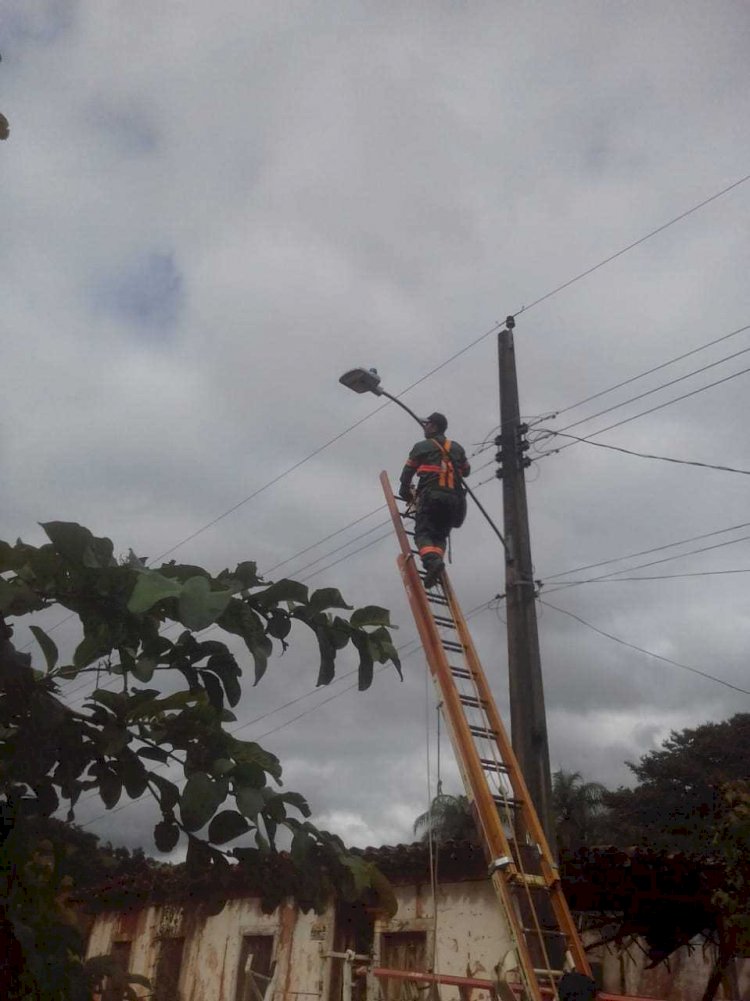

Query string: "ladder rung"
[[509, 873, 548, 888], [522, 928, 566, 939], [493, 794, 523, 811], [442, 639, 464, 652], [479, 758, 508, 773], [451, 666, 472, 680], [426, 593, 450, 606], [469, 724, 499, 738], [533, 970, 565, 978], [433, 615, 457, 628], [459, 694, 487, 709]]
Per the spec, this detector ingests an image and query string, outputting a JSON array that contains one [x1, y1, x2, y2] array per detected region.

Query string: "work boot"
[[422, 559, 445, 589]]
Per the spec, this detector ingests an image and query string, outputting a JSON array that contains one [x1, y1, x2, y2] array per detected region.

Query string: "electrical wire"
[[539, 598, 750, 696], [539, 339, 750, 441], [510, 172, 750, 319], [533, 429, 750, 476], [543, 533, 750, 595], [543, 521, 750, 582], [536, 361, 750, 458], [552, 321, 750, 417], [546, 568, 750, 583]]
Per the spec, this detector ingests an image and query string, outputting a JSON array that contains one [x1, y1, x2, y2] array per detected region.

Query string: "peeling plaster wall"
[[374, 877, 516, 1000], [86, 879, 750, 1000], [86, 896, 336, 1001]]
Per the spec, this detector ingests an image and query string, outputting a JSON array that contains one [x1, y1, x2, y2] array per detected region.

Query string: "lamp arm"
[[377, 389, 425, 429]]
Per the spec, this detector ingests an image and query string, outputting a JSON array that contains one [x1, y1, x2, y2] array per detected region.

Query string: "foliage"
[[0, 522, 401, 999], [552, 769, 609, 850], [413, 793, 479, 846], [699, 780, 750, 1001], [604, 715, 750, 853]]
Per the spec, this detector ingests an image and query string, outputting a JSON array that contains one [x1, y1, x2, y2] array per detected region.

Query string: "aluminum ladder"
[[381, 471, 593, 1001]]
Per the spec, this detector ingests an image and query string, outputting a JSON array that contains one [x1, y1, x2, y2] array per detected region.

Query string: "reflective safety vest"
[[401, 435, 470, 494]]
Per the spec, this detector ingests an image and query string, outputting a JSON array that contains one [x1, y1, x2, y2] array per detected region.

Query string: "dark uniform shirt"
[[400, 434, 470, 497]]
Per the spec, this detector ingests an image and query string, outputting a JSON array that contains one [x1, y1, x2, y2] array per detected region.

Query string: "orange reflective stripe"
[[419, 545, 444, 556], [439, 439, 454, 488], [417, 464, 443, 474]]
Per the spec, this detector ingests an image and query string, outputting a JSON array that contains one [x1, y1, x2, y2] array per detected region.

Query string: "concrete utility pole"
[[497, 317, 555, 851]]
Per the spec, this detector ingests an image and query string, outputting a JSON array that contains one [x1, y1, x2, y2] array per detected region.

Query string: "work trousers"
[[414, 489, 463, 570]]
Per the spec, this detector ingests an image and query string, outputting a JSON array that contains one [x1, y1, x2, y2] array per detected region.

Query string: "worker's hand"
[[399, 486, 414, 503]]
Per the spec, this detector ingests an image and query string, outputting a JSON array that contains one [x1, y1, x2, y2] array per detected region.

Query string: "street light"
[[339, 368, 426, 430], [338, 367, 509, 554]]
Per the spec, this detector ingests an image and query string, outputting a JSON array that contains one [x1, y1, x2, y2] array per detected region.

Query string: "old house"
[[83, 841, 749, 1001]]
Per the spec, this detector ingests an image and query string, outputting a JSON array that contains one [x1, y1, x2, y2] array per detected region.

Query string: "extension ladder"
[[381, 471, 592, 1001]]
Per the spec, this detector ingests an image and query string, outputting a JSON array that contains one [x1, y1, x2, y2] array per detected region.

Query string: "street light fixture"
[[339, 367, 425, 430]]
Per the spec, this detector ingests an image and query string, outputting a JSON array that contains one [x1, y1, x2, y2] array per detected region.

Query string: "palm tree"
[[413, 792, 479, 845], [552, 769, 609, 850]]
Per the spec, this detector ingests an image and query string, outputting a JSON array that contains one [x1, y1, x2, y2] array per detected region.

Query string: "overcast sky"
[[3, 2, 750, 853]]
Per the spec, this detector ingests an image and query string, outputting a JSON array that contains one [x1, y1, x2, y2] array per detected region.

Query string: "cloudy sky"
[[3, 2, 750, 853]]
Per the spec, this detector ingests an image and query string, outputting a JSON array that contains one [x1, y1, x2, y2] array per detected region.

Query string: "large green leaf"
[[351, 632, 374, 691], [127, 570, 182, 614], [180, 772, 224, 832], [217, 561, 261, 593], [253, 579, 308, 608], [208, 809, 251, 845], [279, 791, 311, 817], [218, 600, 273, 684], [350, 605, 393, 628], [315, 626, 337, 687], [40, 521, 115, 568], [341, 854, 371, 898], [154, 820, 180, 852], [178, 576, 232, 631], [308, 588, 353, 615], [236, 785, 265, 819], [0, 577, 46, 616], [131, 656, 156, 683], [29, 626, 58, 672], [150, 773, 179, 812], [98, 769, 123, 809]]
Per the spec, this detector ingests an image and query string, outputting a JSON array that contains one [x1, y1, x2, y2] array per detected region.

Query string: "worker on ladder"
[[399, 412, 470, 588]]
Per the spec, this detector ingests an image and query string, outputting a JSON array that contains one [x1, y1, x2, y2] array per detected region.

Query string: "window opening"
[[235, 934, 275, 1001]]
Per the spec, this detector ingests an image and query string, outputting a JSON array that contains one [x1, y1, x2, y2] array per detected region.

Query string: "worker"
[[399, 412, 470, 587]]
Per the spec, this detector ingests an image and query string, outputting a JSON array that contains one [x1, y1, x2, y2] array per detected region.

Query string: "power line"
[[538, 338, 750, 443], [537, 362, 750, 458], [552, 322, 750, 417], [543, 533, 750, 595], [533, 429, 750, 476], [510, 171, 750, 319], [548, 568, 750, 583], [263, 504, 387, 575], [539, 598, 750, 696], [543, 520, 750, 582]]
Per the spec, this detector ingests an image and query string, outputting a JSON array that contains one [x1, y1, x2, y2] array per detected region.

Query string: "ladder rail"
[[380, 471, 593, 1000], [443, 573, 591, 975]]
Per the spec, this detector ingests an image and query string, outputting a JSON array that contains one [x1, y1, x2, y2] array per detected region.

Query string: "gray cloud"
[[3, 1, 750, 852]]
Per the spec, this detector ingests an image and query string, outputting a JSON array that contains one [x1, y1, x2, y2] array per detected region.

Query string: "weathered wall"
[[86, 878, 749, 1000]]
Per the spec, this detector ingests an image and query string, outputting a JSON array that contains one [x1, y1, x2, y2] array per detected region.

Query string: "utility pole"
[[497, 316, 555, 851]]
